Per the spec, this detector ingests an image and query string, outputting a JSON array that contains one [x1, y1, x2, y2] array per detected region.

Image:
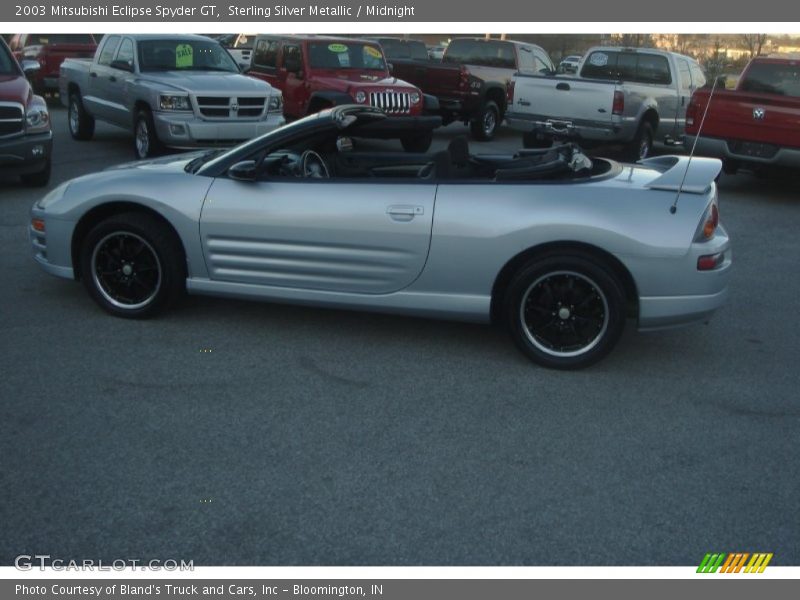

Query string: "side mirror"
[[110, 59, 133, 72], [20, 60, 40, 76], [228, 160, 257, 181]]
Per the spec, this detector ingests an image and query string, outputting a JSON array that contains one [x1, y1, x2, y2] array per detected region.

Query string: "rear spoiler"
[[640, 155, 722, 194]]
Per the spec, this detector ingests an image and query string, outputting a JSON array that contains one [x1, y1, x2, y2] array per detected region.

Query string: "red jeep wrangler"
[[246, 35, 438, 152], [0, 38, 53, 186]]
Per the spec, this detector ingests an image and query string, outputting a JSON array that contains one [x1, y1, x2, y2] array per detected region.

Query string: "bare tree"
[[742, 34, 768, 58]]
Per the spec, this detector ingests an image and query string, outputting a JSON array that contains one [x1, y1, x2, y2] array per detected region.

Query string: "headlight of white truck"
[[159, 94, 192, 111], [268, 94, 283, 111], [25, 96, 50, 134]]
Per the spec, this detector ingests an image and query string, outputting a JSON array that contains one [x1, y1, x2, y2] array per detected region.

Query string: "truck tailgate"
[[512, 74, 617, 123], [393, 61, 462, 97], [690, 88, 800, 148]]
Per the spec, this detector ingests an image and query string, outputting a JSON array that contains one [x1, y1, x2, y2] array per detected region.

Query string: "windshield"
[[0, 43, 19, 76], [137, 39, 239, 73], [740, 62, 800, 97], [25, 34, 95, 46], [379, 39, 429, 61], [307, 42, 386, 71]]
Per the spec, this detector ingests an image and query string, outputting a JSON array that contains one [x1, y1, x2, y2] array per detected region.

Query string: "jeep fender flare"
[[307, 91, 356, 113]]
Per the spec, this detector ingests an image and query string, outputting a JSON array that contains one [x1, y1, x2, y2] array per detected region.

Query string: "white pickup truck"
[[60, 34, 284, 159], [506, 47, 706, 160]]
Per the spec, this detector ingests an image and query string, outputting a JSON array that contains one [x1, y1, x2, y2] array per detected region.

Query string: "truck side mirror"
[[110, 59, 133, 72]]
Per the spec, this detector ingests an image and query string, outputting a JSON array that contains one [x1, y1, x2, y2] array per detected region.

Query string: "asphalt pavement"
[[0, 107, 798, 566]]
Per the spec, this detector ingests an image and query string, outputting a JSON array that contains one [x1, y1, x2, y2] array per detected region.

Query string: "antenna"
[[670, 70, 720, 214]]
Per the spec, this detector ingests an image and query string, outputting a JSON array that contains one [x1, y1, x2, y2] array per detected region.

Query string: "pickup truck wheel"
[[504, 254, 626, 369], [401, 133, 433, 153], [470, 100, 500, 141], [20, 158, 52, 188], [625, 121, 654, 162], [80, 212, 186, 318], [68, 92, 95, 140], [133, 109, 164, 159]]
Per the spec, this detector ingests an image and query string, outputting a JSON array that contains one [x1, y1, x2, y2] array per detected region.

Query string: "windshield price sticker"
[[175, 44, 193, 68], [364, 46, 383, 58], [328, 43, 349, 53]]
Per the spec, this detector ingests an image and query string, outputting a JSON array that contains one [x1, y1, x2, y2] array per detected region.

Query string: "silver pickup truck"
[[506, 47, 706, 160], [60, 34, 284, 158]]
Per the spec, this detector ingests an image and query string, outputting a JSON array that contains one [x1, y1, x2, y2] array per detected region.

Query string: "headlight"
[[35, 180, 71, 210], [409, 92, 421, 104], [354, 91, 367, 103], [159, 94, 192, 111], [25, 96, 50, 134], [268, 94, 283, 111]]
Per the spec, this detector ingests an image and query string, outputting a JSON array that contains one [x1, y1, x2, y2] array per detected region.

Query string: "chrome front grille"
[[195, 96, 267, 120], [0, 102, 24, 138], [369, 91, 411, 114]]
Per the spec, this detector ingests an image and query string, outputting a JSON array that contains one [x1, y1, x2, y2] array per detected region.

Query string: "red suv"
[[246, 35, 439, 152], [0, 38, 53, 186], [7, 33, 98, 95]]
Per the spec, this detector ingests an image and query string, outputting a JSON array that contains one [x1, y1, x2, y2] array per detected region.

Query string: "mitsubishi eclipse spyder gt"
[[30, 105, 731, 369]]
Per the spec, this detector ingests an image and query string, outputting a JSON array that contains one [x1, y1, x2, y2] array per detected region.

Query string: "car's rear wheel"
[[80, 212, 185, 318], [68, 92, 95, 141], [401, 133, 433, 153], [133, 108, 164, 159], [470, 100, 500, 141], [504, 254, 626, 369]]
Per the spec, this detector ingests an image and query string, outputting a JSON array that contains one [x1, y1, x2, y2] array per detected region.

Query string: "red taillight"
[[703, 203, 719, 239], [686, 98, 699, 131], [612, 91, 624, 115], [459, 64, 469, 89], [507, 80, 515, 105], [698, 252, 724, 271]]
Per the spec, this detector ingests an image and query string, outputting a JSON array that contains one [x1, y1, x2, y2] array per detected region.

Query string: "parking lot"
[[1, 105, 798, 566]]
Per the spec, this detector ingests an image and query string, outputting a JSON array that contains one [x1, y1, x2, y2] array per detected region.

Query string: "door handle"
[[518, 99, 531, 106], [556, 82, 570, 91], [387, 205, 424, 218]]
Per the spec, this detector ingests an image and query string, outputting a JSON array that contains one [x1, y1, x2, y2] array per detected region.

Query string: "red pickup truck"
[[0, 38, 53, 186], [246, 35, 439, 152], [686, 56, 800, 174], [7, 34, 98, 95]]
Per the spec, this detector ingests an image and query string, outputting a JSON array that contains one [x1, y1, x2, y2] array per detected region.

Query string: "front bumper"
[[0, 131, 53, 176], [29, 208, 76, 280], [686, 135, 800, 168], [152, 111, 285, 148]]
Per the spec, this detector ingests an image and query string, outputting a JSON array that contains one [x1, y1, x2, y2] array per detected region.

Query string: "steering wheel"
[[300, 150, 330, 179]]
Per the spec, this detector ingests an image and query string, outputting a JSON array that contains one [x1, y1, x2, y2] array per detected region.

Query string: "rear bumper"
[[152, 111, 285, 148], [506, 111, 633, 143], [686, 135, 800, 168], [0, 131, 53, 176], [636, 225, 732, 330]]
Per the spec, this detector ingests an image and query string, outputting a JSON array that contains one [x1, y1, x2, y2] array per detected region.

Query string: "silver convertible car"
[[30, 106, 731, 369]]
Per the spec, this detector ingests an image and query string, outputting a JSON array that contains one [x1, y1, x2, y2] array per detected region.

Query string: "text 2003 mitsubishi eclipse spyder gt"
[[31, 106, 731, 369]]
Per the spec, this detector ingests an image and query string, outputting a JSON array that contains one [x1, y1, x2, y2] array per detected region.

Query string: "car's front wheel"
[[504, 254, 626, 369], [80, 212, 186, 318], [133, 108, 164, 159]]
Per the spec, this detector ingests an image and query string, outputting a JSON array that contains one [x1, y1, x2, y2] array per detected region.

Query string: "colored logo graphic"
[[697, 553, 773, 573]]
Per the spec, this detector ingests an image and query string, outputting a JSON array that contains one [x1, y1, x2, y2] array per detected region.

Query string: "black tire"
[[20, 158, 52, 187], [79, 212, 186, 319], [401, 133, 433, 153], [624, 121, 654, 162], [470, 100, 500, 141], [133, 108, 164, 159], [522, 131, 553, 149], [503, 253, 626, 369], [67, 92, 95, 141]]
